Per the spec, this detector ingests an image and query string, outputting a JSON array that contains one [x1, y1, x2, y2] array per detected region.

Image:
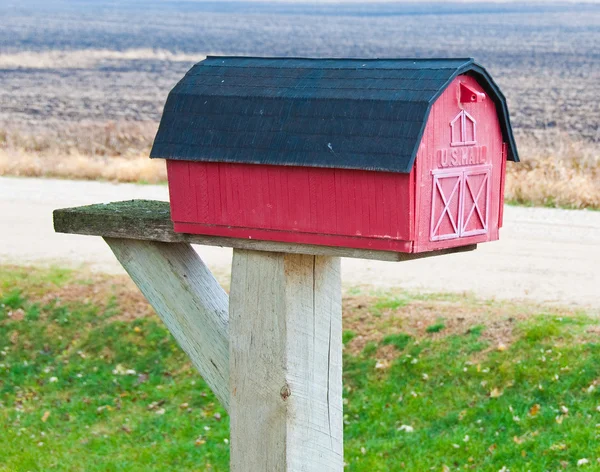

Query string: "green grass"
[[1, 267, 600, 471], [381, 333, 412, 351], [425, 321, 446, 333], [372, 296, 409, 314], [343, 330, 357, 345]]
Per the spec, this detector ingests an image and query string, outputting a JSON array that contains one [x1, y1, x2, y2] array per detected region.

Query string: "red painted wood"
[[167, 74, 505, 254], [167, 160, 414, 250], [413, 75, 504, 252], [499, 143, 508, 228], [173, 221, 414, 252]]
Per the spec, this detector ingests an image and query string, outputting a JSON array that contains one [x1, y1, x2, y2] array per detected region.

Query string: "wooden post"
[[229, 250, 343, 472]]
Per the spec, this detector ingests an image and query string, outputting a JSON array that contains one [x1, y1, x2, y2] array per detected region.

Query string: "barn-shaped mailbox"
[[151, 57, 519, 253]]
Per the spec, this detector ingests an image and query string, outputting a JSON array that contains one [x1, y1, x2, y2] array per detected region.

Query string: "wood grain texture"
[[168, 160, 413, 242], [172, 221, 415, 253], [54, 200, 476, 262], [229, 250, 343, 472], [104, 238, 230, 411]]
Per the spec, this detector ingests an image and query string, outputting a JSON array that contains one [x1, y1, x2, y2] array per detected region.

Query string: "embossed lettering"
[[451, 149, 459, 166], [462, 148, 469, 165], [440, 149, 448, 167], [437, 145, 488, 168]]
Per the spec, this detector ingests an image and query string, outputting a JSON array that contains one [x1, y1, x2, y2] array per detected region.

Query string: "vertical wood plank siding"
[[168, 160, 414, 244]]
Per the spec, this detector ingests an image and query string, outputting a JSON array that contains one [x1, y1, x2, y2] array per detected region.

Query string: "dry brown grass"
[[341, 294, 524, 359], [0, 266, 154, 323], [506, 134, 600, 209], [340, 291, 590, 364], [0, 150, 166, 183], [0, 122, 166, 183], [1, 122, 598, 208], [0, 121, 156, 158]]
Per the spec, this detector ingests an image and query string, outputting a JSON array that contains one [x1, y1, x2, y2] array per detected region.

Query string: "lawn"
[[1, 266, 599, 471]]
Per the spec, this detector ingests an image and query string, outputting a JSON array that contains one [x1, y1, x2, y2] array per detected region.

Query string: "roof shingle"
[[151, 56, 518, 172]]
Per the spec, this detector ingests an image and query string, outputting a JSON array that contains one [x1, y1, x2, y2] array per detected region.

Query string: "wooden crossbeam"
[[105, 239, 231, 410], [53, 200, 476, 262]]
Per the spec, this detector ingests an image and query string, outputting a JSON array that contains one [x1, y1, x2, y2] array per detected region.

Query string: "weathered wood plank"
[[104, 238, 230, 411], [229, 250, 343, 472], [54, 200, 477, 262]]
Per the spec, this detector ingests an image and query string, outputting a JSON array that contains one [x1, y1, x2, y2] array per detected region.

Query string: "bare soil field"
[[0, 1, 599, 207]]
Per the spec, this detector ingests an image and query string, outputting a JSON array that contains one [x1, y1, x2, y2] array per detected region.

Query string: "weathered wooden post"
[[229, 250, 343, 469], [55, 56, 518, 471]]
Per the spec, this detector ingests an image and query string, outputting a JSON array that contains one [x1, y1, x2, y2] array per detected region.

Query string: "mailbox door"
[[430, 165, 491, 242], [461, 166, 491, 237], [430, 169, 462, 241]]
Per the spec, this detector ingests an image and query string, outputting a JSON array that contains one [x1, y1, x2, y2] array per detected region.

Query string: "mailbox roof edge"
[[150, 56, 519, 172]]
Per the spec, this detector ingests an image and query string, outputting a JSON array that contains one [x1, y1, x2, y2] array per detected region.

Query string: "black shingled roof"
[[150, 56, 519, 173]]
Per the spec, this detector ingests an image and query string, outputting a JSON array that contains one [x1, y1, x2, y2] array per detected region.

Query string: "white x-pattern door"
[[430, 166, 491, 241]]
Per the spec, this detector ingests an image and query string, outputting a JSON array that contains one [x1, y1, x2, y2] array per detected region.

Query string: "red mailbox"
[[151, 57, 519, 253]]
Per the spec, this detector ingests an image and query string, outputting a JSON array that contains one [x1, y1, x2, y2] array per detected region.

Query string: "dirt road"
[[1, 176, 598, 308]]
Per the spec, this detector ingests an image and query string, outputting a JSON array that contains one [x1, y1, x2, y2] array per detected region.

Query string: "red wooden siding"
[[414, 75, 505, 252], [499, 143, 508, 228], [168, 160, 415, 251]]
